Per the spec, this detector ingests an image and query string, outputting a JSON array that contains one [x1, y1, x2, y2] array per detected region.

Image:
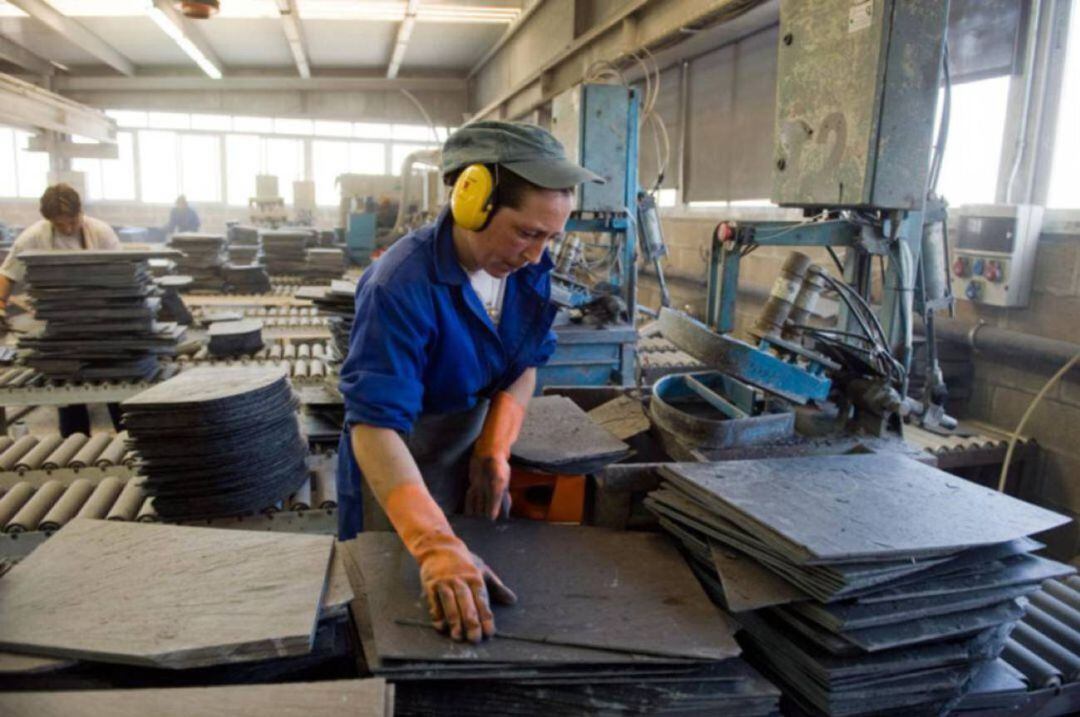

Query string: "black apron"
[[358, 398, 490, 532]]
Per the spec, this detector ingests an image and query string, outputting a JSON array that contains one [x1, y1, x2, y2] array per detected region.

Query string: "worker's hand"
[[466, 392, 526, 520], [466, 454, 511, 520], [413, 531, 517, 642]]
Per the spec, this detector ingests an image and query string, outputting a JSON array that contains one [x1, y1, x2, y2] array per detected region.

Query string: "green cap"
[[442, 120, 605, 189]]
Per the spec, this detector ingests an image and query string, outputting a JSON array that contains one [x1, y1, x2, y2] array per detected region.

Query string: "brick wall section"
[[644, 210, 1080, 560]]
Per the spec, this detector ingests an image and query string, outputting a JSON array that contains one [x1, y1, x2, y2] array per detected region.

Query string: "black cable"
[[826, 246, 845, 274]]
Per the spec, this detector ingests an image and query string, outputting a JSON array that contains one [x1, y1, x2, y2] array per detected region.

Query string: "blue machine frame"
[[705, 211, 925, 376], [540, 85, 641, 388]]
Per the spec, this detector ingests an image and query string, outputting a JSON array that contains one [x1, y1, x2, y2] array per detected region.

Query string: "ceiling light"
[[146, 2, 223, 79], [176, 0, 219, 19]]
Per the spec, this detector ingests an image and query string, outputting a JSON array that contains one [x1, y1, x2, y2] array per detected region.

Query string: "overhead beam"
[[27, 134, 119, 159], [52, 74, 466, 93], [470, 0, 767, 121], [387, 0, 419, 79], [0, 73, 118, 142], [149, 0, 224, 79], [7, 0, 135, 76], [0, 35, 54, 76], [275, 0, 311, 79], [467, 0, 544, 79]]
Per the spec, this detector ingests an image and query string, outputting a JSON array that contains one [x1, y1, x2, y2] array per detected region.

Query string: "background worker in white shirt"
[[0, 183, 122, 436]]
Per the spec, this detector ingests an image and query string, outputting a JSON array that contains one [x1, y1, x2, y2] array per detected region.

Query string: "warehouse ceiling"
[[0, 0, 523, 78]]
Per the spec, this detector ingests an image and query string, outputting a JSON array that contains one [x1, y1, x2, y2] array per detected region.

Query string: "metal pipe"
[[932, 316, 1080, 369], [1006, 0, 1044, 203]]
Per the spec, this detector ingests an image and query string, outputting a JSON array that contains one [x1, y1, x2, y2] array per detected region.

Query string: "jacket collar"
[[432, 208, 467, 286], [432, 206, 555, 288]]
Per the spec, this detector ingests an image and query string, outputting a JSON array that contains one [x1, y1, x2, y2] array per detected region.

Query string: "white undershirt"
[[465, 267, 507, 325]]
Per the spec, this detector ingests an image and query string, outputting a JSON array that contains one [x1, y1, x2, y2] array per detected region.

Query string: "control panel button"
[[952, 257, 970, 277], [972, 258, 985, 277], [965, 280, 982, 301], [984, 260, 1002, 282]]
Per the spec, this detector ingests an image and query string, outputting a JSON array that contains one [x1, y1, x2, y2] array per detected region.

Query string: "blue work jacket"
[[336, 208, 558, 506]]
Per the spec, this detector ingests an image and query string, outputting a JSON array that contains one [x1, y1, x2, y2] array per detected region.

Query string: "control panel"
[[949, 205, 1044, 308]]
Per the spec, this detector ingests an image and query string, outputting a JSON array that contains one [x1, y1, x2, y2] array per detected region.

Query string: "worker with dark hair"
[[0, 183, 123, 436], [338, 121, 602, 644], [163, 195, 200, 235]]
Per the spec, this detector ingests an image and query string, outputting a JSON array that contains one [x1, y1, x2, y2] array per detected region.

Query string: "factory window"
[[179, 134, 222, 203], [105, 109, 148, 128], [13, 130, 48, 199], [273, 118, 314, 136], [190, 113, 232, 131], [933, 75, 1011, 207], [391, 143, 438, 175], [147, 112, 191, 130], [392, 124, 439, 142], [137, 130, 180, 203], [233, 116, 274, 133], [225, 134, 261, 206], [354, 122, 392, 139], [655, 189, 677, 207], [71, 131, 137, 201], [312, 140, 352, 206], [350, 142, 386, 176], [0, 127, 17, 197], [313, 120, 353, 138], [1048, 4, 1080, 209], [264, 137, 305, 204]]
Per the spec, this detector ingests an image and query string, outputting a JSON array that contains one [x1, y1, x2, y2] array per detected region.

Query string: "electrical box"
[[550, 84, 637, 212], [772, 0, 947, 210], [950, 205, 1044, 308]]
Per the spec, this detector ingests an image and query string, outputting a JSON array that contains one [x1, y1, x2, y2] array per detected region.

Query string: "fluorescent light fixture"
[[145, 2, 223, 79], [298, 1, 519, 23]]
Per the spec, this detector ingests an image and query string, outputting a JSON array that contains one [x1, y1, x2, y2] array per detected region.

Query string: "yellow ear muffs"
[[450, 164, 497, 231]]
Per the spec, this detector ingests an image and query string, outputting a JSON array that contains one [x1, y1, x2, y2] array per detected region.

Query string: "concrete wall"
[[640, 209, 1080, 559]]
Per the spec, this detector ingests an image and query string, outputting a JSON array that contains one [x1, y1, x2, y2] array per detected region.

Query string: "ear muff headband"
[[451, 164, 497, 231]]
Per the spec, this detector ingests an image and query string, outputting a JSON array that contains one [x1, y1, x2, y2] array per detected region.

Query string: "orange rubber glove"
[[384, 483, 516, 642], [466, 391, 525, 520]]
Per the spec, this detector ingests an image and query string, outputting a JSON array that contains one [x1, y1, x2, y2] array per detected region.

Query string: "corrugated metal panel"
[[685, 42, 736, 202], [948, 0, 1024, 82], [728, 25, 777, 201], [684, 26, 777, 202]]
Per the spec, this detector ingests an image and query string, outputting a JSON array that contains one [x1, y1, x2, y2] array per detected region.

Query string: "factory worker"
[[163, 195, 201, 235], [337, 121, 602, 643], [0, 183, 123, 436]]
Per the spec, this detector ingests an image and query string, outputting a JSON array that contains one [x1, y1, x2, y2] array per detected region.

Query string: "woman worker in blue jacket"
[[337, 121, 602, 645]]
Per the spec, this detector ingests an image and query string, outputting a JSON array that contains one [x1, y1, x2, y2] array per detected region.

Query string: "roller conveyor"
[[0, 451, 339, 559]]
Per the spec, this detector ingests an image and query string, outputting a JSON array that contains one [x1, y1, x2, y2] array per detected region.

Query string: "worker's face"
[[475, 189, 573, 278], [50, 213, 82, 237]]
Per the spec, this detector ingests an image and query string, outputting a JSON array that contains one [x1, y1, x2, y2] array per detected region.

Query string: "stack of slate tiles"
[[155, 275, 193, 325], [305, 248, 345, 281], [208, 319, 264, 357], [121, 366, 307, 519], [309, 279, 357, 364], [645, 453, 1074, 717], [228, 224, 260, 246], [261, 229, 314, 275], [344, 519, 781, 716], [223, 263, 272, 294], [18, 250, 185, 381], [512, 395, 632, 474], [169, 233, 226, 291], [227, 226, 260, 266]]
